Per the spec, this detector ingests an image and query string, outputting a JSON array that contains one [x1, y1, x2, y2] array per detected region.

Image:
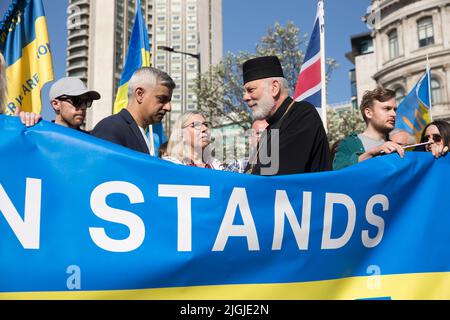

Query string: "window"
[[431, 79, 442, 104], [360, 39, 373, 54], [350, 69, 357, 98], [388, 30, 399, 59], [395, 87, 405, 105], [417, 17, 434, 47]]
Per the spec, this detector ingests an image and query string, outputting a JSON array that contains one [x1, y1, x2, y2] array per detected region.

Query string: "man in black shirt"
[[242, 56, 331, 176]]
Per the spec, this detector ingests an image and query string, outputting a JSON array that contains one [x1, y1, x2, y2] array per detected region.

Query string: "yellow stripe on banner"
[[4, 16, 53, 114], [1, 272, 449, 300]]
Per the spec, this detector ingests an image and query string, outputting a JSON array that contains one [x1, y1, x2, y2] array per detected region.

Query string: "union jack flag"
[[293, 0, 327, 128]]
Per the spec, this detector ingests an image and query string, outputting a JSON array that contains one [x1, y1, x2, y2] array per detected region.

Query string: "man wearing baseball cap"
[[49, 77, 101, 132], [242, 55, 331, 175]]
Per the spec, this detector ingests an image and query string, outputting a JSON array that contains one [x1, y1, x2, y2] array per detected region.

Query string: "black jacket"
[[91, 109, 150, 154], [247, 97, 331, 176]]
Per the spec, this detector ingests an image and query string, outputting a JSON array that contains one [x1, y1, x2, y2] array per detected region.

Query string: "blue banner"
[[0, 115, 449, 299]]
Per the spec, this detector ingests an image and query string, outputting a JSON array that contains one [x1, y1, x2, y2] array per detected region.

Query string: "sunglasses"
[[57, 95, 93, 109], [422, 134, 442, 143], [184, 121, 211, 130]]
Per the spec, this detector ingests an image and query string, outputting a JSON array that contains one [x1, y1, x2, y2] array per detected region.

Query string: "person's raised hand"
[[429, 143, 449, 158], [371, 141, 405, 158], [19, 111, 42, 127]]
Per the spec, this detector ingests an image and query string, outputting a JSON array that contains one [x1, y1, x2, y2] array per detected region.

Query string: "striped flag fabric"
[[113, 0, 164, 156], [0, 0, 54, 115], [293, 0, 327, 128], [395, 67, 432, 141]]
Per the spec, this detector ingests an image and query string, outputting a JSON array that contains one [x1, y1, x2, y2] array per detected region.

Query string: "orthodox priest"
[[242, 56, 331, 176]]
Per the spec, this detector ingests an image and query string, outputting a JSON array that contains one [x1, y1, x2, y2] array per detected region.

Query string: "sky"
[[1, 0, 372, 120]]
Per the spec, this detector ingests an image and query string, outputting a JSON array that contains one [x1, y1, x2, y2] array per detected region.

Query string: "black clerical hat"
[[242, 56, 284, 84]]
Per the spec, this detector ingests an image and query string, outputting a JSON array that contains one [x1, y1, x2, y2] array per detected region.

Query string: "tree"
[[195, 21, 339, 130], [327, 108, 366, 148]]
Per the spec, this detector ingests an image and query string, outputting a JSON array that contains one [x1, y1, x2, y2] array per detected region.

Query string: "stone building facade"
[[349, 0, 450, 120]]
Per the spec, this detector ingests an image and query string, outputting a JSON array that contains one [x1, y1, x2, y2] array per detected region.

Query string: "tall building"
[[66, 0, 222, 132], [67, 0, 154, 130], [348, 0, 450, 121], [153, 0, 223, 134]]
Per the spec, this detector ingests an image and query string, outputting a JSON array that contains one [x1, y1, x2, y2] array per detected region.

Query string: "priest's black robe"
[[247, 96, 331, 176]]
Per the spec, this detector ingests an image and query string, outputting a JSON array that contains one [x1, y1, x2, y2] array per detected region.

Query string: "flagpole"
[[319, 0, 327, 132], [426, 54, 433, 122]]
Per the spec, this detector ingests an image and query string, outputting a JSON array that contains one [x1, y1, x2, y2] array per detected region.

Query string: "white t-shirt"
[[358, 133, 386, 152]]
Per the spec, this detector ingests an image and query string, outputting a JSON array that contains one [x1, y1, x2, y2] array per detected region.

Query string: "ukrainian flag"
[[0, 0, 54, 115], [113, 0, 165, 155], [395, 68, 432, 141]]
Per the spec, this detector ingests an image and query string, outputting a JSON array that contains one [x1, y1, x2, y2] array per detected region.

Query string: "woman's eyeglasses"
[[422, 134, 442, 143], [57, 95, 93, 109], [184, 121, 211, 130]]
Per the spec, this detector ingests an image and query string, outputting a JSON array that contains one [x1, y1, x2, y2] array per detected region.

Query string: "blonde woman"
[[164, 111, 223, 170]]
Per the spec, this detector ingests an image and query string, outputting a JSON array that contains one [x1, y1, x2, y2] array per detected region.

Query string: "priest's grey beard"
[[252, 90, 275, 121]]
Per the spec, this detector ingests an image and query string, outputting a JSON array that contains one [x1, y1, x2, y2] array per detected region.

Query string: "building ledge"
[[374, 49, 450, 80]]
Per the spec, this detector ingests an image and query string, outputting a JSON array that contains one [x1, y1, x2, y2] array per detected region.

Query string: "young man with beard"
[[333, 87, 404, 170], [91, 67, 175, 155], [242, 56, 331, 176]]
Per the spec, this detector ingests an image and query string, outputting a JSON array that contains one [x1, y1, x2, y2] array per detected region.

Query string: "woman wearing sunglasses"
[[419, 120, 450, 158], [163, 111, 223, 170]]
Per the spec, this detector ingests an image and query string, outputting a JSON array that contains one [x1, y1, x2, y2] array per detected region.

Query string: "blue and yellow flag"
[[395, 68, 431, 141], [113, 0, 165, 155], [0, 0, 54, 115]]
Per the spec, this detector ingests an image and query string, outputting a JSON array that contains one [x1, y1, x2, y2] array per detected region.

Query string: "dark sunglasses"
[[57, 95, 93, 109], [184, 121, 211, 130], [422, 134, 442, 143]]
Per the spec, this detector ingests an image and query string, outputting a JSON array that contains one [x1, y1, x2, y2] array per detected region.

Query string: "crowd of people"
[[1, 52, 448, 176]]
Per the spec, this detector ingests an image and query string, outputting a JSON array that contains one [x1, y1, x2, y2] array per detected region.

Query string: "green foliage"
[[327, 108, 366, 147]]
